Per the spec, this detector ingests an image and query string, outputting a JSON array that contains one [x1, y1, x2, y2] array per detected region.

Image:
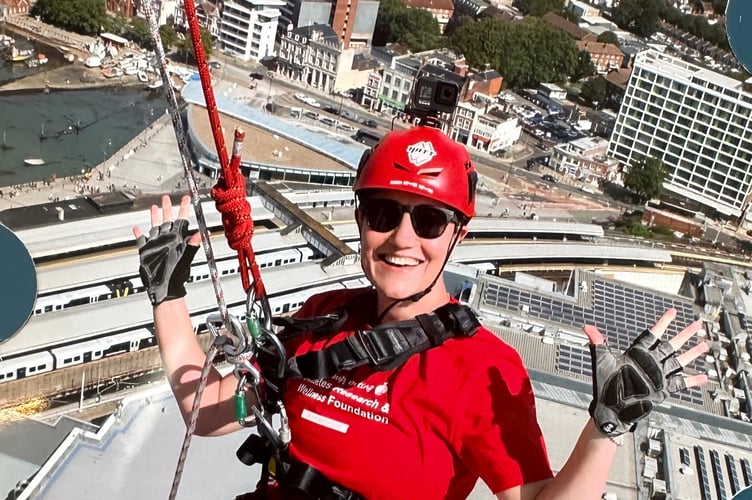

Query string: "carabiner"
[[205, 312, 249, 357]]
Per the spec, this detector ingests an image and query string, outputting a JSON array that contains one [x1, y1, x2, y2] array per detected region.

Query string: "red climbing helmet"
[[354, 126, 477, 220]]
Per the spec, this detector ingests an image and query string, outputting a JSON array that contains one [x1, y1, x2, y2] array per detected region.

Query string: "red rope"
[[184, 2, 265, 297], [210, 130, 264, 296]]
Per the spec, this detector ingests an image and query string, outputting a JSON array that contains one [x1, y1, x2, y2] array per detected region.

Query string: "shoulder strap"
[[288, 303, 480, 379]]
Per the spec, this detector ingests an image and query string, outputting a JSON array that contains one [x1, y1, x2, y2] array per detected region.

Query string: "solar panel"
[[726, 453, 741, 494], [741, 458, 752, 487], [696, 446, 713, 500], [710, 449, 728, 500]]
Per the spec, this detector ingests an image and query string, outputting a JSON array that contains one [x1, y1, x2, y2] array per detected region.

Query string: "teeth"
[[383, 255, 420, 266]]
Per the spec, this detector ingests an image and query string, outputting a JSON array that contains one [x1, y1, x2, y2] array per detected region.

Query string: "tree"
[[613, 0, 662, 38], [159, 24, 179, 51], [31, 0, 107, 36], [515, 0, 565, 17], [623, 157, 666, 203], [449, 17, 579, 88], [580, 76, 608, 108], [374, 0, 441, 51], [596, 31, 619, 46], [573, 50, 596, 81], [176, 27, 214, 63], [124, 16, 154, 51]]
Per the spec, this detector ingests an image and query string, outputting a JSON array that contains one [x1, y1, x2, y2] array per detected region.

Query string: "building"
[[608, 50, 752, 220], [174, 0, 220, 37], [403, 0, 453, 33], [567, 0, 600, 20], [576, 40, 624, 74], [219, 0, 284, 61], [549, 136, 619, 183], [106, 0, 138, 17], [539, 83, 567, 101], [454, 102, 521, 154], [277, 23, 341, 91], [377, 48, 466, 116], [330, 0, 379, 48], [0, 0, 28, 17], [542, 12, 596, 41]]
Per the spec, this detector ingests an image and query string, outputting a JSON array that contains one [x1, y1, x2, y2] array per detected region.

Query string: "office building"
[[608, 50, 752, 220], [219, 0, 284, 61]]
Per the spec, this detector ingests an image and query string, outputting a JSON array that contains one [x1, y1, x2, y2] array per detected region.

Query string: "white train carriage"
[[0, 351, 55, 382], [51, 328, 155, 369]]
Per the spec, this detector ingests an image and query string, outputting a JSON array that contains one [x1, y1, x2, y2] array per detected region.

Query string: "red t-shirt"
[[281, 288, 552, 499]]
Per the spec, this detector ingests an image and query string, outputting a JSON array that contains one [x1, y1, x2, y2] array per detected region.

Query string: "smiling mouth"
[[379, 254, 422, 267]]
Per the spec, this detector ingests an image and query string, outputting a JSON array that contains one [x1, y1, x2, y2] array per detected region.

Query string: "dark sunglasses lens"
[[363, 200, 402, 233], [412, 206, 451, 238]]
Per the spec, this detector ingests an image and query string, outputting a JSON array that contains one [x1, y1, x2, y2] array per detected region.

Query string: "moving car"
[[541, 174, 557, 183], [361, 119, 378, 128]]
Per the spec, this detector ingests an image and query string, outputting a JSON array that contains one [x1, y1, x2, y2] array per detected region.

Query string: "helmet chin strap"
[[375, 225, 465, 324]]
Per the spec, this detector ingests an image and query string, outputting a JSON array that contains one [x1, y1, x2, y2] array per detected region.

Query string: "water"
[[0, 37, 67, 84], [727, 0, 752, 73], [0, 88, 165, 187]]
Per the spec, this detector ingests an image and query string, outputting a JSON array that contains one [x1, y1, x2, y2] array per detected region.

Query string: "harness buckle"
[[354, 328, 392, 367]]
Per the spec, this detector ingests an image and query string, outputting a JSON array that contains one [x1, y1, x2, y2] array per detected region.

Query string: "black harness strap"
[[288, 303, 480, 379]]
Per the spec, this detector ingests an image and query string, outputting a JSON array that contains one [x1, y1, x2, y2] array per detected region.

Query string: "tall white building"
[[609, 50, 752, 219], [220, 0, 285, 61]]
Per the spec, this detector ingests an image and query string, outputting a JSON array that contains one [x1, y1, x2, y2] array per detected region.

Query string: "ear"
[[456, 224, 469, 243], [355, 207, 363, 233]]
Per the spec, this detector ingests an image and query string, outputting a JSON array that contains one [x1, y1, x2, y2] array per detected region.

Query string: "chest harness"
[[234, 293, 481, 499]]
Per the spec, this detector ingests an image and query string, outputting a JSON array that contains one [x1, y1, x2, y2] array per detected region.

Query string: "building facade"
[[219, 0, 284, 61], [608, 50, 752, 219], [576, 40, 624, 74], [403, 0, 453, 33], [277, 24, 341, 92], [550, 136, 619, 183]]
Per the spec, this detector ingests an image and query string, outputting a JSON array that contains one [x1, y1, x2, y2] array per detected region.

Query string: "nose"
[[390, 211, 419, 243]]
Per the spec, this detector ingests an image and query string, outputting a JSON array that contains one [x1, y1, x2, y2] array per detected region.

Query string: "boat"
[[84, 56, 102, 68], [6, 45, 33, 63], [101, 67, 123, 78], [146, 79, 163, 91], [24, 158, 45, 167], [137, 70, 148, 83], [38, 54, 49, 65]]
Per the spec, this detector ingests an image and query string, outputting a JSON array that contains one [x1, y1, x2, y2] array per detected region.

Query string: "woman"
[[134, 126, 708, 499]]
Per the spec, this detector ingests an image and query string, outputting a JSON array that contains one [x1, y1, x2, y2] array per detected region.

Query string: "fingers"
[[677, 341, 709, 367], [669, 320, 704, 351], [649, 308, 677, 338], [583, 324, 605, 345], [188, 231, 202, 246], [150, 202, 160, 228], [161, 194, 173, 223], [684, 373, 708, 389], [177, 195, 192, 221]]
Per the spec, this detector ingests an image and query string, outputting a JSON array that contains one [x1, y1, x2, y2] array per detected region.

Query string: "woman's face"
[[357, 190, 466, 317]]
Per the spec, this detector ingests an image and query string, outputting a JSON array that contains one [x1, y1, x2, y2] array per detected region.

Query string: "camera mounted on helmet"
[[407, 76, 461, 128]]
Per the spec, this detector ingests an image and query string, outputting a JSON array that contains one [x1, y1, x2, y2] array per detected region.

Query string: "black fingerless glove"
[[589, 329, 686, 437], [136, 219, 199, 306]]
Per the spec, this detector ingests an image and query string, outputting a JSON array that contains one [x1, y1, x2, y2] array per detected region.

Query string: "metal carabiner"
[[205, 312, 249, 357], [246, 285, 273, 333]]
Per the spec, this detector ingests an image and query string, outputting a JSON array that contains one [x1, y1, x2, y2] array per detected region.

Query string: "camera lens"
[[436, 83, 458, 105]]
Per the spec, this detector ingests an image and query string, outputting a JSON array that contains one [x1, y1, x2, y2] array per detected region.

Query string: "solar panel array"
[[742, 458, 752, 487], [726, 453, 741, 495], [710, 449, 729, 500], [696, 446, 713, 500], [483, 275, 704, 406]]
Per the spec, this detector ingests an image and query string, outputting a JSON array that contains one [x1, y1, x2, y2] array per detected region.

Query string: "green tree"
[[176, 27, 214, 63], [515, 0, 565, 17], [31, 0, 107, 36], [374, 0, 441, 51], [159, 24, 179, 51], [623, 157, 666, 203], [613, 0, 662, 37], [573, 50, 596, 81], [580, 76, 608, 108], [596, 31, 619, 45], [450, 17, 578, 88], [124, 16, 154, 50]]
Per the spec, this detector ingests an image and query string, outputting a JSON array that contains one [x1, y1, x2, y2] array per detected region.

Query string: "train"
[[32, 245, 317, 316], [0, 260, 369, 384]]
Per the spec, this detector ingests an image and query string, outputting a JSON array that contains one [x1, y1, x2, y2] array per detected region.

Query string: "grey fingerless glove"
[[136, 219, 199, 306], [589, 329, 686, 437]]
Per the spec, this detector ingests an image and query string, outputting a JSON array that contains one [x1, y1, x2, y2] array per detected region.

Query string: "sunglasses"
[[359, 198, 459, 239]]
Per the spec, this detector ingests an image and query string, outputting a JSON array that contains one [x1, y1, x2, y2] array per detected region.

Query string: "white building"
[[550, 136, 619, 183], [219, 0, 284, 61], [451, 101, 521, 154], [608, 50, 752, 220]]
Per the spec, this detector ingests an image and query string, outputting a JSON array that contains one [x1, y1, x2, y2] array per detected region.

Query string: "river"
[[0, 32, 166, 188]]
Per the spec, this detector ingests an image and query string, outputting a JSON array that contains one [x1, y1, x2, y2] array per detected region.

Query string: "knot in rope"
[[211, 171, 257, 293]]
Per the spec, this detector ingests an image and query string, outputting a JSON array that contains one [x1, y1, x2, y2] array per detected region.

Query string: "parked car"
[[320, 116, 337, 126], [362, 119, 378, 128], [307, 99, 321, 108], [541, 174, 557, 183], [208, 61, 222, 69], [337, 123, 356, 133], [323, 105, 339, 115], [304, 110, 320, 120], [294, 93, 308, 103], [249, 72, 265, 80]]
